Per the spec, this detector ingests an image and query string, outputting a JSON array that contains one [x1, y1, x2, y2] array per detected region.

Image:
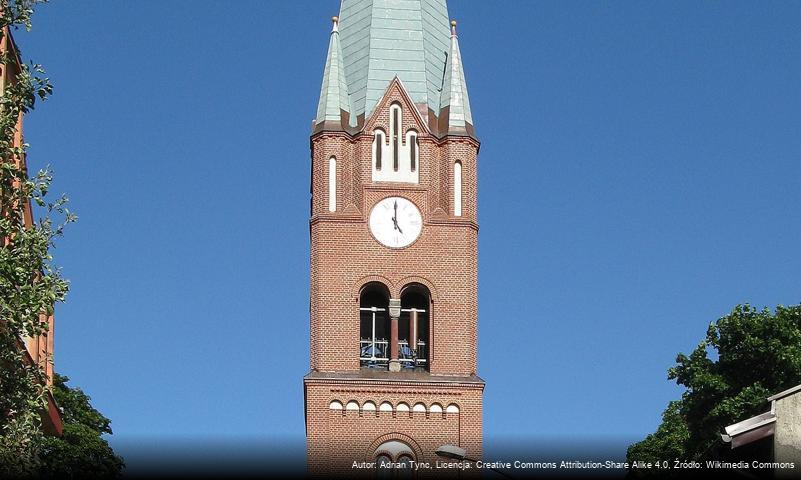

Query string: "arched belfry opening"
[[360, 283, 390, 368], [400, 284, 431, 371]]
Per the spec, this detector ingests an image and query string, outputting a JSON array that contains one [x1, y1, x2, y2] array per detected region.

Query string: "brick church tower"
[[304, 0, 483, 474]]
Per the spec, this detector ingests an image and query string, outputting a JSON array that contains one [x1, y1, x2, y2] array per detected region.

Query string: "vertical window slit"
[[392, 107, 399, 171], [410, 134, 417, 172], [454, 161, 462, 217], [328, 156, 336, 212], [374, 132, 382, 170]]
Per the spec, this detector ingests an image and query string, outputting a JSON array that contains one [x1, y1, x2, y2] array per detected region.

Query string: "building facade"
[[303, 0, 483, 475], [722, 384, 801, 478]]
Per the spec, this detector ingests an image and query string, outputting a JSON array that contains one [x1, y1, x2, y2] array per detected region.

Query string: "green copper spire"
[[314, 16, 354, 131], [439, 20, 474, 136], [314, 0, 476, 138], [338, 0, 450, 121]]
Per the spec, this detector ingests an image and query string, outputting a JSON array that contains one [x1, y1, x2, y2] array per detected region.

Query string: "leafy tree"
[[38, 374, 124, 478], [627, 401, 689, 464], [627, 304, 801, 466], [0, 0, 74, 476], [0, 3, 124, 477]]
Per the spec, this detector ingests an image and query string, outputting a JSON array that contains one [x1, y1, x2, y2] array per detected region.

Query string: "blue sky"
[[16, 0, 801, 464]]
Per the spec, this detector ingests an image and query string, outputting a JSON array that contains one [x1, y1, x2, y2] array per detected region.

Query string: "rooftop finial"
[[332, 16, 339, 33], [451, 19, 457, 36]]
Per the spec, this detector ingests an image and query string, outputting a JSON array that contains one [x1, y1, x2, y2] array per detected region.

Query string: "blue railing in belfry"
[[359, 340, 427, 368]]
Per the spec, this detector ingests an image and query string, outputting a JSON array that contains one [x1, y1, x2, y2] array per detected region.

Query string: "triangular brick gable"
[[362, 76, 431, 138]]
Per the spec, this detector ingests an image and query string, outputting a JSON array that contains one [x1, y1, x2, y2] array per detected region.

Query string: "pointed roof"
[[313, 0, 476, 139], [314, 17, 354, 131], [338, 0, 450, 122], [439, 20, 474, 136]]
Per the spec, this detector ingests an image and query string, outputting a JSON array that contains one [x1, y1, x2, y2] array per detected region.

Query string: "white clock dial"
[[368, 197, 422, 248]]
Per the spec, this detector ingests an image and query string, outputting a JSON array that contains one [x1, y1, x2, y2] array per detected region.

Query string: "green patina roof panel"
[[315, 0, 475, 137], [315, 19, 353, 127], [440, 27, 472, 128], [338, 0, 452, 119]]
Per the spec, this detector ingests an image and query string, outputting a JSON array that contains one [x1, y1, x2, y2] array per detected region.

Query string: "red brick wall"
[[309, 82, 480, 375], [306, 80, 483, 473], [305, 380, 483, 477]]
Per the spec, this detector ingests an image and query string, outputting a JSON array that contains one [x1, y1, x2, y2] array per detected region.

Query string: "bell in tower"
[[304, 1, 483, 475]]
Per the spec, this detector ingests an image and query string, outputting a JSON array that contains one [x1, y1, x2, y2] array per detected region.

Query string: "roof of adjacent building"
[[721, 382, 801, 449], [314, 0, 475, 138], [767, 383, 801, 402]]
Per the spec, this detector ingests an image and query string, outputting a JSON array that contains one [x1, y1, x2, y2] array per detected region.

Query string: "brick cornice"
[[304, 376, 485, 392], [438, 134, 481, 151], [310, 380, 485, 392], [426, 217, 479, 231], [330, 388, 465, 396], [310, 128, 481, 151], [309, 214, 364, 226], [363, 184, 428, 195]]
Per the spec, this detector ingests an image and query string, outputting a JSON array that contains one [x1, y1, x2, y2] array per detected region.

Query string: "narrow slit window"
[[374, 132, 383, 170], [328, 156, 336, 212], [454, 161, 462, 217], [392, 106, 400, 171], [409, 133, 417, 172]]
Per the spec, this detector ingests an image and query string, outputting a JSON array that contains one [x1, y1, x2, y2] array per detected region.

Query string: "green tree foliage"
[[38, 374, 124, 478], [627, 401, 689, 464], [0, 0, 70, 476], [0, 3, 124, 477], [0, 1, 83, 476], [627, 304, 801, 465]]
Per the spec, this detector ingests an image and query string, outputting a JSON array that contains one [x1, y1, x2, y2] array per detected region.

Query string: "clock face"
[[369, 197, 422, 248]]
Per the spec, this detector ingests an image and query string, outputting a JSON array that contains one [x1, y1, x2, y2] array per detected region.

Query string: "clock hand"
[[392, 201, 406, 234], [392, 201, 400, 230]]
